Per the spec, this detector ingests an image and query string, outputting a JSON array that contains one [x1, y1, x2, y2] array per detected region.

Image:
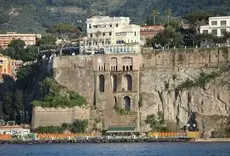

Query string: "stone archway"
[[124, 96, 131, 111], [99, 75, 105, 92], [122, 74, 132, 91], [111, 75, 117, 92]]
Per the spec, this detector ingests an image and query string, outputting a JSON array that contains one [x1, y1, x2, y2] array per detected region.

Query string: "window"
[[202, 30, 208, 34], [211, 21, 217, 25], [99, 75, 105, 92], [221, 20, 227, 26], [212, 29, 217, 36], [221, 29, 226, 35], [109, 32, 112, 36], [110, 57, 118, 71], [111, 75, 117, 92], [134, 32, 137, 36], [103, 33, 105, 36], [90, 34, 93, 37], [110, 24, 112, 27], [89, 24, 91, 29], [122, 75, 132, 91], [124, 96, 131, 111], [116, 24, 119, 27]]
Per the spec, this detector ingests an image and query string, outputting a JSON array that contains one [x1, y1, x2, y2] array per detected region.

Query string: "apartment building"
[[0, 32, 41, 49], [80, 16, 140, 54], [200, 16, 230, 37]]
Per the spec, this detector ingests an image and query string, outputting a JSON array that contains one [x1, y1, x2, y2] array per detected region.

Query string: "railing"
[[148, 132, 200, 139]]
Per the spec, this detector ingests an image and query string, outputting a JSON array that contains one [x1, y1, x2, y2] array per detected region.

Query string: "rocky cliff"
[[49, 48, 230, 137], [140, 48, 230, 137]]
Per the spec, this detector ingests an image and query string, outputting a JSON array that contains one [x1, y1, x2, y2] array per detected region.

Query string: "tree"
[[152, 25, 183, 48], [165, 8, 172, 25], [14, 90, 24, 113], [8, 39, 25, 53], [152, 9, 159, 25], [39, 35, 57, 45], [47, 23, 78, 55], [184, 11, 211, 34], [3, 92, 14, 115]]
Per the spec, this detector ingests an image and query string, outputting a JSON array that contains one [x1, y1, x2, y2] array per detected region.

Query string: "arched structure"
[[110, 57, 118, 71], [122, 74, 132, 91], [111, 75, 117, 92], [122, 57, 133, 71], [124, 96, 131, 111], [99, 75, 105, 92], [98, 57, 105, 71]]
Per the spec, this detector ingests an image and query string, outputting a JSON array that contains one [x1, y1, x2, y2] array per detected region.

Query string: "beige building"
[[0, 32, 41, 49], [200, 16, 230, 36], [80, 16, 140, 54]]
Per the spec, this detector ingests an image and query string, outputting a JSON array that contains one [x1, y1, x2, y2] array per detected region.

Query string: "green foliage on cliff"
[[114, 103, 132, 115], [145, 112, 168, 132], [62, 120, 88, 133], [32, 77, 87, 108], [2, 90, 24, 122], [33, 126, 65, 134], [0, 39, 39, 62], [177, 72, 219, 90], [34, 119, 88, 133]]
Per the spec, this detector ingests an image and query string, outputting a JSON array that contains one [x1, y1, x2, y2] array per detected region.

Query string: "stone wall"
[[140, 47, 230, 137], [32, 106, 90, 128], [33, 47, 230, 136]]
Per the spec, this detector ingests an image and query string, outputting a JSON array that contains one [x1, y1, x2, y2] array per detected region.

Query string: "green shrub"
[[32, 78, 87, 108], [177, 72, 219, 90], [34, 126, 65, 133]]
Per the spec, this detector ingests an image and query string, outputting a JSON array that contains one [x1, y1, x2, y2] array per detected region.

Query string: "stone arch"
[[124, 96, 131, 111], [122, 74, 132, 91], [99, 75, 105, 92], [122, 57, 133, 71], [111, 75, 117, 92], [110, 57, 118, 71], [98, 57, 105, 71]]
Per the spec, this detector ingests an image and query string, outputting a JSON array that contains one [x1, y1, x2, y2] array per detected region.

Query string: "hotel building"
[[80, 16, 140, 54]]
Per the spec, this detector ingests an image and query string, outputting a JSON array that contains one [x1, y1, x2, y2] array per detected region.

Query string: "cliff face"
[[49, 48, 230, 137], [140, 48, 230, 137]]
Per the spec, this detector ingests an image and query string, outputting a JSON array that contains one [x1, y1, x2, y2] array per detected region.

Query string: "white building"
[[0, 126, 30, 135], [80, 16, 140, 54], [200, 16, 230, 37]]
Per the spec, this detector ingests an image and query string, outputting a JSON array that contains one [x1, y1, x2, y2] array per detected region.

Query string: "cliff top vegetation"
[[32, 77, 87, 108]]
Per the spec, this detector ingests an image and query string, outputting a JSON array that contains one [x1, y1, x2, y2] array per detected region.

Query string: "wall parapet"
[[141, 47, 230, 69], [32, 106, 90, 129]]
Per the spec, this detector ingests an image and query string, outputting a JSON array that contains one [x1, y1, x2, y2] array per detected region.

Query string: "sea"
[[0, 142, 230, 156]]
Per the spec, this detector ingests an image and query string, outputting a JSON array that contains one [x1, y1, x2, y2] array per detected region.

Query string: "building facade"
[[200, 16, 230, 37], [80, 16, 140, 54], [0, 32, 41, 49], [0, 54, 23, 78], [140, 25, 164, 45]]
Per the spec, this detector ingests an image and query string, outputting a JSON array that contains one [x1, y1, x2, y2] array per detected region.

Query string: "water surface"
[[0, 142, 230, 156]]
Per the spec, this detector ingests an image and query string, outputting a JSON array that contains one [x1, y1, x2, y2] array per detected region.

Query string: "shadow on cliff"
[[0, 58, 51, 123]]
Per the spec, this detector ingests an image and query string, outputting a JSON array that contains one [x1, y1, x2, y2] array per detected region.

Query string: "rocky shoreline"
[[0, 137, 194, 144]]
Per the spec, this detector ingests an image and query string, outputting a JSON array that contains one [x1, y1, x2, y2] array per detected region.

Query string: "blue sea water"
[[0, 143, 230, 156]]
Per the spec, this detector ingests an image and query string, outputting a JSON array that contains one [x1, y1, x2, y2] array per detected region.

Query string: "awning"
[[106, 126, 136, 133]]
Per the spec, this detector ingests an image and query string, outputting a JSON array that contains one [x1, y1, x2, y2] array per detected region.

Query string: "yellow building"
[[0, 54, 23, 77], [0, 32, 41, 49]]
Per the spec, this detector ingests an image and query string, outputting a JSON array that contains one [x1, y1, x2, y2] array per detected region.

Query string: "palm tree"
[[165, 8, 172, 25], [152, 9, 159, 25]]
